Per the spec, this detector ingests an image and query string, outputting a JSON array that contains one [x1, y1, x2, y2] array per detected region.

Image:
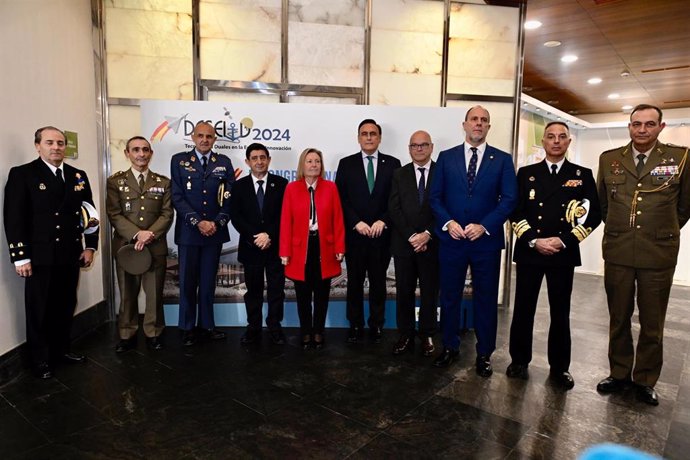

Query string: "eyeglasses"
[[409, 143, 431, 150]]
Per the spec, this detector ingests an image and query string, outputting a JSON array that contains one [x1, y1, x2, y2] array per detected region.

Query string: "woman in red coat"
[[280, 148, 345, 349]]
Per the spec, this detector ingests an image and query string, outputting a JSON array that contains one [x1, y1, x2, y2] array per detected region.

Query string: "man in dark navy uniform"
[[508, 121, 601, 389], [230, 143, 287, 346], [171, 121, 234, 346], [4, 126, 99, 378]]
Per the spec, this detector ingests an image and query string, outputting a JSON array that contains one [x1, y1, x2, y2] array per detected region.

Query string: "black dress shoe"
[[62, 352, 86, 364], [34, 362, 52, 379], [392, 336, 414, 355], [637, 385, 659, 406], [182, 331, 196, 347], [506, 363, 529, 380], [115, 339, 135, 354], [146, 337, 164, 350], [370, 327, 383, 344], [596, 376, 630, 393], [476, 355, 493, 377], [301, 335, 312, 350], [420, 337, 435, 357], [346, 327, 362, 344], [240, 330, 260, 345], [313, 334, 325, 350], [269, 330, 286, 345], [433, 348, 459, 368], [204, 328, 227, 341], [549, 370, 575, 390]]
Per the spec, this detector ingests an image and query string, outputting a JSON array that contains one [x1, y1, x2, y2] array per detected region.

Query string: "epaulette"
[[109, 170, 126, 179], [664, 142, 688, 150]]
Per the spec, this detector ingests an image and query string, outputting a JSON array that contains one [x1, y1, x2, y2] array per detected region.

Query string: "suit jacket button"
[[55, 238, 60, 242], [56, 225, 60, 229]]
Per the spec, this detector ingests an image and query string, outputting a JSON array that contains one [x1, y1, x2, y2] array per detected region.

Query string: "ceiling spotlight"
[[547, 100, 559, 105], [535, 108, 541, 112], [620, 68, 632, 77], [561, 55, 578, 63], [587, 77, 602, 84], [608, 93, 620, 99], [525, 20, 542, 30], [544, 41, 561, 48], [621, 105, 633, 111]]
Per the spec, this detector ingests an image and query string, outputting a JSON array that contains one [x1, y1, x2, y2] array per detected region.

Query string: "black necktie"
[[636, 154, 646, 175], [467, 147, 478, 187], [551, 164, 558, 176], [55, 168, 64, 183], [418, 167, 426, 204], [201, 155, 208, 172], [138, 173, 145, 190], [309, 186, 316, 225], [256, 180, 265, 213]]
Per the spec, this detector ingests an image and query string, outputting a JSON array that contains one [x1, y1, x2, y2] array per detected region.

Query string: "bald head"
[[408, 130, 434, 166]]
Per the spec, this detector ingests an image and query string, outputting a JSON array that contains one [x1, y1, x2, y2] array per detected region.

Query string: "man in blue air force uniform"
[[171, 121, 234, 346]]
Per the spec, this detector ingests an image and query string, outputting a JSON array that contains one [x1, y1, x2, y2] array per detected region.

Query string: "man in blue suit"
[[171, 121, 235, 346], [429, 106, 518, 375]]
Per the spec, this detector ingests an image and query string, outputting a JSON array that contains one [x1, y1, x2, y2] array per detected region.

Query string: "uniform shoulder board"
[[602, 146, 623, 154], [664, 142, 688, 150], [109, 170, 126, 179]]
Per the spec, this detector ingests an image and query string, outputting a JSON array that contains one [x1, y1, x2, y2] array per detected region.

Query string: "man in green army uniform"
[[596, 104, 690, 405], [106, 136, 173, 352]]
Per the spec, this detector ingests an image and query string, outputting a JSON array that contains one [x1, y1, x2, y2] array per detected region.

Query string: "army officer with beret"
[[107, 136, 173, 353]]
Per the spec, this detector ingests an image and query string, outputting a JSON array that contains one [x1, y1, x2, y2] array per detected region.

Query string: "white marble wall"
[[108, 105, 142, 173], [447, 3, 519, 97], [207, 90, 281, 104], [287, 0, 365, 87], [105, 1, 193, 99], [370, 0, 444, 106], [288, 95, 358, 105], [200, 0, 282, 82]]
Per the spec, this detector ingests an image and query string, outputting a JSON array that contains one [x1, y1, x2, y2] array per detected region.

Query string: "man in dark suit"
[[596, 104, 690, 405], [229, 143, 287, 345], [336, 119, 401, 344], [171, 121, 234, 346], [508, 121, 601, 389], [389, 130, 439, 357], [106, 136, 173, 353], [429, 106, 518, 375], [4, 126, 99, 378]]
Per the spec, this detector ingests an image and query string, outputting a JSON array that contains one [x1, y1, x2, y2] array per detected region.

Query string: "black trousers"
[[243, 255, 285, 332], [393, 250, 439, 338], [344, 241, 390, 329], [294, 232, 332, 336], [25, 263, 80, 364], [509, 263, 574, 372]]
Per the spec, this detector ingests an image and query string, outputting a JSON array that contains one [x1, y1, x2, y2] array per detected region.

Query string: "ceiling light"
[[587, 77, 602, 84], [621, 105, 633, 111], [535, 108, 541, 112], [525, 20, 542, 30], [620, 68, 631, 77], [608, 93, 620, 99], [561, 55, 578, 63], [544, 41, 561, 48]]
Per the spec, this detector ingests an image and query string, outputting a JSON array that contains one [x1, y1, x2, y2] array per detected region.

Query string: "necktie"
[[138, 173, 145, 190], [366, 156, 375, 193], [418, 167, 426, 204], [55, 168, 64, 183], [551, 164, 558, 176], [309, 186, 316, 225], [636, 153, 646, 175], [256, 179, 265, 213], [201, 155, 208, 172], [467, 147, 478, 188]]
